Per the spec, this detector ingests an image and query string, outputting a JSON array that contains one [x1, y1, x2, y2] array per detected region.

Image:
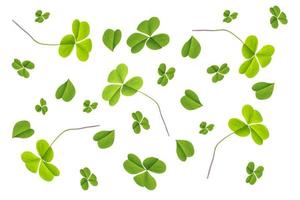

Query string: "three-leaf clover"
[[55, 79, 76, 102], [181, 36, 201, 59], [207, 63, 230, 83], [21, 139, 60, 181], [83, 100, 98, 113], [132, 111, 150, 134], [223, 10, 238, 23], [102, 29, 122, 51], [93, 130, 115, 149], [35, 10, 50, 23], [127, 17, 170, 53], [180, 89, 203, 110], [157, 63, 176, 86], [176, 140, 195, 161], [12, 58, 34, 78], [270, 6, 288, 29], [240, 35, 275, 78], [123, 153, 166, 190], [228, 104, 269, 145], [59, 19, 92, 61], [246, 162, 264, 185], [80, 167, 98, 190], [12, 120, 34, 138], [252, 82, 275, 100], [199, 121, 214, 134], [35, 98, 48, 115], [102, 64, 143, 106]]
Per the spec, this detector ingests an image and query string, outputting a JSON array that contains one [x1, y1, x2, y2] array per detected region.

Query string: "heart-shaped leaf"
[[146, 34, 169, 50], [102, 85, 121, 106], [143, 157, 166, 173], [127, 33, 148, 53], [93, 130, 115, 149], [180, 89, 202, 110], [108, 64, 128, 84], [55, 79, 76, 102], [12, 120, 34, 138], [176, 140, 195, 161], [242, 105, 263, 124], [252, 82, 275, 100], [181, 36, 201, 59], [137, 17, 160, 36], [102, 29, 122, 51], [134, 171, 156, 190], [121, 77, 143, 96], [228, 118, 250, 137], [123, 154, 145, 174]]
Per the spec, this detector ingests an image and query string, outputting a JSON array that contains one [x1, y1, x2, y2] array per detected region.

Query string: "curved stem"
[[12, 19, 60, 46], [192, 29, 244, 45], [206, 132, 234, 179], [138, 91, 170, 137]]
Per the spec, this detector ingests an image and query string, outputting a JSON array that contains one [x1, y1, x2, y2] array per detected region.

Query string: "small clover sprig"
[[270, 5, 288, 29], [132, 111, 150, 134], [80, 167, 98, 190], [157, 63, 176, 86], [35, 98, 48, 115], [223, 10, 238, 23], [246, 162, 264, 185], [35, 10, 50, 23], [12, 58, 35, 78], [207, 63, 230, 83], [199, 121, 214, 134], [83, 100, 98, 113]]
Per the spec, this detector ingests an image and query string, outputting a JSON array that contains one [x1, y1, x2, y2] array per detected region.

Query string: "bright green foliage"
[[176, 140, 195, 161], [35, 98, 48, 115], [157, 63, 176, 86], [102, 29, 122, 51], [240, 35, 275, 78], [181, 36, 201, 59], [11, 58, 34, 78], [207, 63, 230, 83], [228, 105, 269, 145], [35, 10, 50, 23], [180, 89, 202, 110], [80, 167, 98, 190], [55, 79, 76, 102], [199, 121, 214, 134], [132, 111, 150, 134], [223, 10, 238, 23], [21, 139, 60, 181], [270, 6, 288, 29], [127, 17, 169, 53], [12, 120, 34, 138], [83, 100, 98, 113], [93, 130, 115, 149], [246, 162, 264, 185], [252, 82, 275, 100], [102, 64, 143, 105], [59, 19, 92, 61], [123, 153, 166, 190]]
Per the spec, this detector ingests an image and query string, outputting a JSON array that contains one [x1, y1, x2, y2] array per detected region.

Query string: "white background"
[[0, 0, 299, 199]]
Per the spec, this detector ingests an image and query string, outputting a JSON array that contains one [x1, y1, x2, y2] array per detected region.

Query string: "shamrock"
[[181, 36, 201, 59], [11, 58, 34, 78], [83, 100, 98, 113], [132, 111, 150, 134], [21, 139, 60, 181], [102, 64, 143, 106], [127, 17, 170, 53], [102, 29, 122, 51], [207, 63, 230, 83], [35, 98, 48, 115], [228, 104, 269, 145], [12, 120, 34, 138], [123, 153, 166, 190], [270, 6, 288, 29], [80, 167, 98, 190], [246, 162, 264, 185], [59, 19, 92, 61], [199, 121, 214, 134], [223, 10, 238, 23], [240, 35, 275, 78], [157, 63, 176, 86], [35, 10, 50, 23]]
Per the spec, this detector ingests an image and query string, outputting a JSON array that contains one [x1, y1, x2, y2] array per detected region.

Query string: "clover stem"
[[12, 20, 60, 46], [138, 91, 170, 137], [192, 29, 244, 45], [206, 132, 234, 179]]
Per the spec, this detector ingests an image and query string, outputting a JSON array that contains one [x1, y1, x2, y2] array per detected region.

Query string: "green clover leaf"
[[252, 82, 275, 100], [59, 19, 92, 61], [12, 58, 35, 78], [35, 98, 48, 115], [21, 139, 60, 181], [239, 35, 275, 78], [123, 153, 166, 190], [12, 120, 34, 138], [102, 29, 122, 51], [157, 63, 176, 86], [199, 121, 215, 134], [207, 63, 230, 83], [132, 111, 150, 134], [102, 64, 143, 105], [93, 130, 115, 149], [181, 36, 201, 59], [35, 10, 50, 23], [127, 17, 170, 53], [228, 105, 269, 145], [80, 167, 98, 190], [83, 100, 98, 113], [246, 161, 264, 185], [270, 6, 288, 29], [55, 79, 76, 102], [223, 10, 238, 23], [180, 89, 203, 110], [176, 140, 195, 161]]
